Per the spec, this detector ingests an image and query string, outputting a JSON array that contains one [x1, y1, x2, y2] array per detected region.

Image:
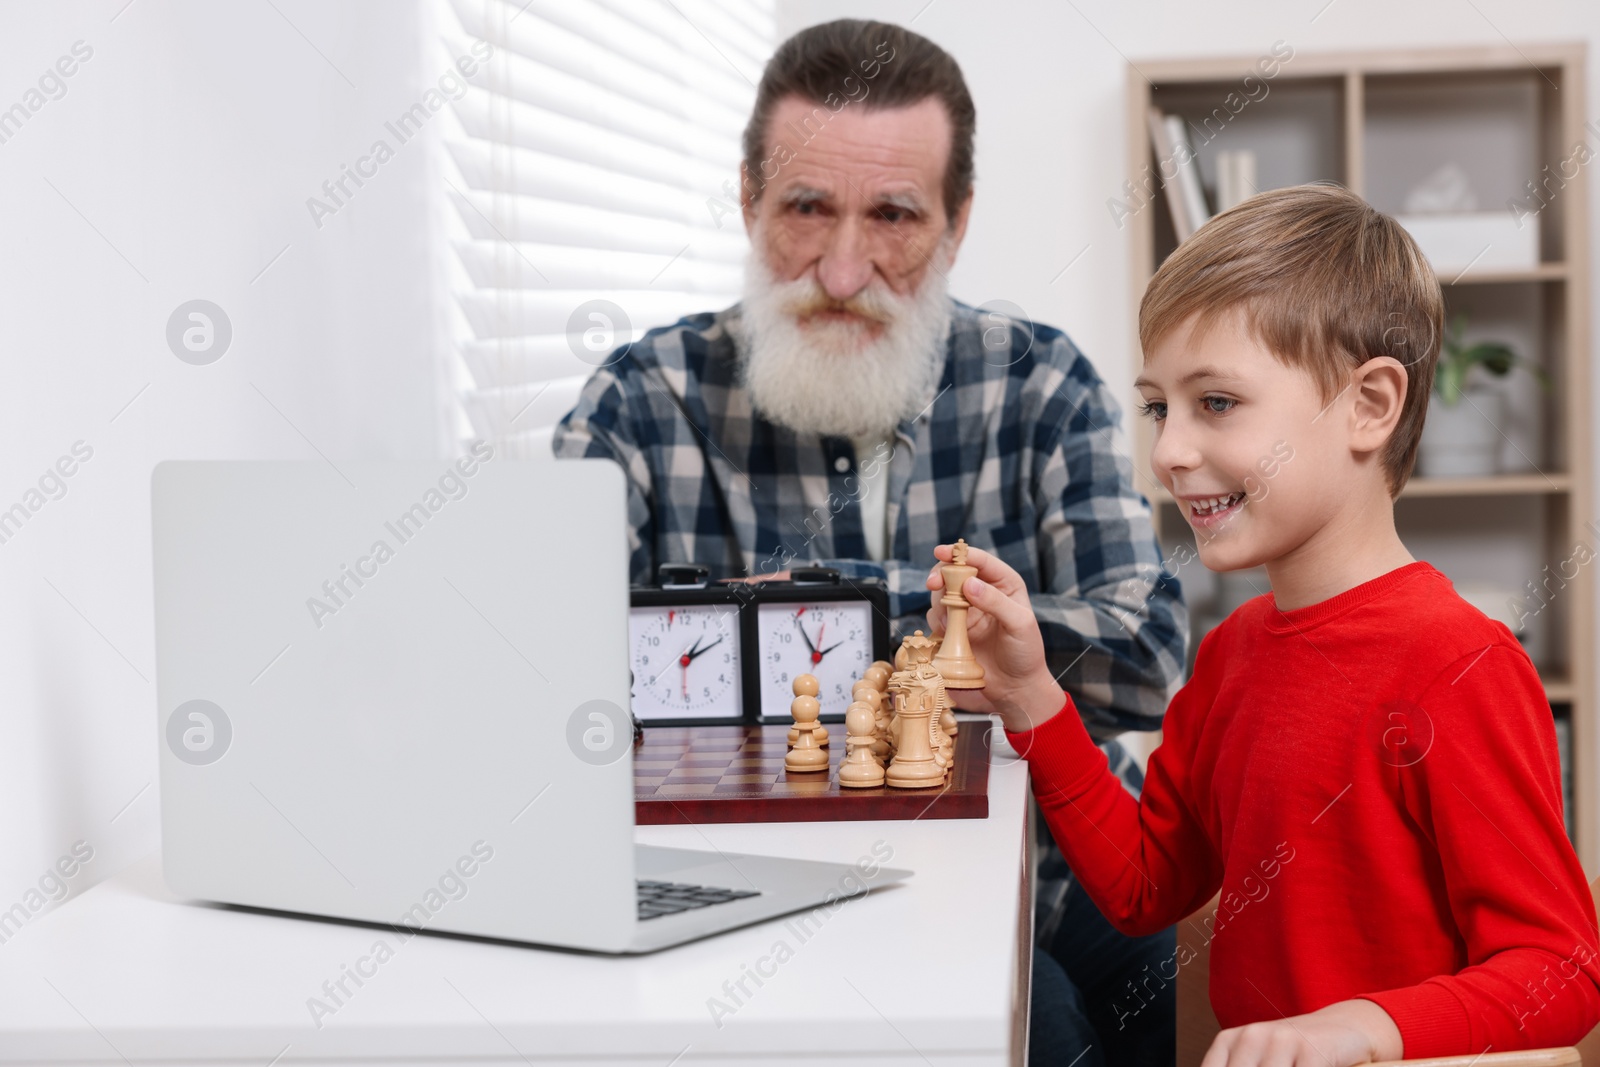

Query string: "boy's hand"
[[1201, 998, 1403, 1067], [924, 543, 1067, 734]]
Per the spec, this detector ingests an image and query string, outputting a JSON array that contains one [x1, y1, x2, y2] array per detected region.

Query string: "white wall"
[[7, 0, 1600, 924], [0, 1, 443, 925], [776, 0, 1600, 411], [776, 0, 1600, 772]]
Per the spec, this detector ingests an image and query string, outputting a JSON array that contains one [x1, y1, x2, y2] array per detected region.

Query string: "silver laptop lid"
[[152, 457, 640, 951]]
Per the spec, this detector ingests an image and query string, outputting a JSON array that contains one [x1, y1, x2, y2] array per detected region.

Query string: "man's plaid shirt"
[[556, 295, 1184, 940], [553, 299, 1189, 932]]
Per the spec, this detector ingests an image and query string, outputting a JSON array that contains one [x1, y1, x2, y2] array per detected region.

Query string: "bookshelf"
[[1125, 44, 1596, 871]]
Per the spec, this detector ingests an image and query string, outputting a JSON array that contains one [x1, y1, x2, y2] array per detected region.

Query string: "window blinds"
[[438, 0, 773, 458]]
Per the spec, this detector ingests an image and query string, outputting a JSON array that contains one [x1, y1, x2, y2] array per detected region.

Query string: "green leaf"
[[1436, 360, 1464, 406], [1432, 321, 1545, 398], [1466, 343, 1515, 375]]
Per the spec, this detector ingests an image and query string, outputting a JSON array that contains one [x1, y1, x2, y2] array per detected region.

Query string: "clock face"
[[628, 603, 742, 720], [757, 601, 874, 719]]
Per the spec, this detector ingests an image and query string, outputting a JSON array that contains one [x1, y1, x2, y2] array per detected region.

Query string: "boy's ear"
[[1348, 355, 1409, 455]]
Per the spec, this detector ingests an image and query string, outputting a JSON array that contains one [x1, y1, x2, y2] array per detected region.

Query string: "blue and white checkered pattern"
[[554, 300, 1187, 729], [553, 299, 1190, 926]]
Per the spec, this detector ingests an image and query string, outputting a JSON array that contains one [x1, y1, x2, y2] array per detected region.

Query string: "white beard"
[[736, 234, 953, 441]]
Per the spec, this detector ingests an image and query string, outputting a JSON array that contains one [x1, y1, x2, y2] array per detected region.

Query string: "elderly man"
[[554, 19, 1187, 1067]]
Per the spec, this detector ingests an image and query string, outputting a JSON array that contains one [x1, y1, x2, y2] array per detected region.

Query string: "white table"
[[0, 729, 1032, 1066]]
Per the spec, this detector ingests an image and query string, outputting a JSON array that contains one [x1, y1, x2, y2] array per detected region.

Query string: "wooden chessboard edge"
[[633, 722, 993, 824]]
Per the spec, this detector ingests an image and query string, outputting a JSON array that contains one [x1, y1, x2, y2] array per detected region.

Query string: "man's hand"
[[721, 571, 791, 584], [924, 543, 1066, 734], [1201, 999, 1403, 1067]]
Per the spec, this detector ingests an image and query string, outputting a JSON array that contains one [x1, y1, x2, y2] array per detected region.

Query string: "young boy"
[[926, 185, 1600, 1065]]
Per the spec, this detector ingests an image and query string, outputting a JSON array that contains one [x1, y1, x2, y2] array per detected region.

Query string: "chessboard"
[[634, 720, 991, 825]]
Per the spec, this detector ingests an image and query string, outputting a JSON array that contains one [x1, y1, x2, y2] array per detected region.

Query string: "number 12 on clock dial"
[[756, 601, 874, 719]]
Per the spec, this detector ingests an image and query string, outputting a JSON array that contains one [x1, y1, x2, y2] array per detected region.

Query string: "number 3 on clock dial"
[[756, 601, 873, 719]]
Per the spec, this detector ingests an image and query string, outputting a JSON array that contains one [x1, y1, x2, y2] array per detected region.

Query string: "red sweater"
[[1009, 562, 1600, 1057]]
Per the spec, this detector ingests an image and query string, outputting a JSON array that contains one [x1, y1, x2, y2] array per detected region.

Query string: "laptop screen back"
[[152, 458, 639, 951]]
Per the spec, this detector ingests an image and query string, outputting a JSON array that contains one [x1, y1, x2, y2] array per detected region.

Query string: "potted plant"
[[1416, 315, 1545, 478]]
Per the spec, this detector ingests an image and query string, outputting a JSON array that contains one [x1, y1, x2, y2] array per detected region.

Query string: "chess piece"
[[787, 723, 831, 745], [887, 630, 938, 758], [838, 702, 886, 788], [787, 674, 829, 747], [869, 659, 892, 679], [931, 540, 985, 689], [930, 688, 954, 770], [888, 633, 928, 690], [863, 664, 890, 692], [886, 638, 917, 756], [853, 683, 891, 761], [785, 679, 829, 773], [886, 632, 948, 788], [925, 679, 953, 769], [914, 635, 957, 740]]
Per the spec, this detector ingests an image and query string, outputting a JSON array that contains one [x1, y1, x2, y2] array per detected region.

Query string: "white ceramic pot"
[[1417, 389, 1505, 478]]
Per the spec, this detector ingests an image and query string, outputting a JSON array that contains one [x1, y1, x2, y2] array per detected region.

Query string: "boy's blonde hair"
[[1139, 184, 1444, 497]]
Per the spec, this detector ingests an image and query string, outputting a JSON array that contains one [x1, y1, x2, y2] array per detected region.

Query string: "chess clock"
[[628, 564, 890, 726], [628, 565, 747, 725], [751, 569, 890, 723]]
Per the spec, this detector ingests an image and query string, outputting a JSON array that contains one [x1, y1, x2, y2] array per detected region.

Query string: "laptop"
[[151, 458, 909, 954]]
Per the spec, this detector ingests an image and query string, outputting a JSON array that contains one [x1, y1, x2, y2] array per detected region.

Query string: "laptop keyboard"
[[637, 879, 760, 921]]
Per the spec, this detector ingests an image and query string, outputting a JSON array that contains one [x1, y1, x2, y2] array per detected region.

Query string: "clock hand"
[[817, 640, 846, 657], [810, 622, 826, 665], [683, 635, 723, 663], [794, 616, 817, 655], [678, 637, 703, 701], [646, 639, 697, 688]]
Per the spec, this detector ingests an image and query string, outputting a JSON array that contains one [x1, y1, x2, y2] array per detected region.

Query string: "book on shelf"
[[1215, 149, 1258, 212], [1147, 107, 1211, 241]]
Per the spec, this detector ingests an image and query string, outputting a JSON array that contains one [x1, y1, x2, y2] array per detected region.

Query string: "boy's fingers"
[[962, 575, 1031, 635], [946, 687, 995, 714], [970, 551, 1025, 595], [935, 542, 1025, 596]]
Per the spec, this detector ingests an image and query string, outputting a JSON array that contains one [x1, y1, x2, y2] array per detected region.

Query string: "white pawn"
[[853, 683, 891, 762], [851, 681, 884, 724], [785, 680, 828, 773], [838, 702, 886, 788], [787, 674, 829, 747]]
